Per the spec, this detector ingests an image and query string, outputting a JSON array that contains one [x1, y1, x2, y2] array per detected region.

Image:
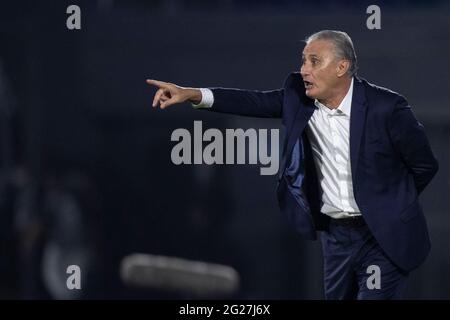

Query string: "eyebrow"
[[301, 54, 320, 60]]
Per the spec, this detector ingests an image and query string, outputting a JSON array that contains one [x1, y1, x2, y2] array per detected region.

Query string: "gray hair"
[[305, 30, 358, 76]]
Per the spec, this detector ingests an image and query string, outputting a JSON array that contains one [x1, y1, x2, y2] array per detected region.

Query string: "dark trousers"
[[320, 219, 409, 300]]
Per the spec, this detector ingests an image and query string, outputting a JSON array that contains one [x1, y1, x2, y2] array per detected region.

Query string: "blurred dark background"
[[0, 0, 448, 299]]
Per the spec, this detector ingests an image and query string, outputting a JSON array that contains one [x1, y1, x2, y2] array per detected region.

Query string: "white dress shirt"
[[193, 79, 361, 219], [306, 78, 361, 219]]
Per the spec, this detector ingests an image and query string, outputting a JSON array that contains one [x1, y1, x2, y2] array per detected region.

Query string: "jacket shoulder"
[[359, 77, 408, 107]]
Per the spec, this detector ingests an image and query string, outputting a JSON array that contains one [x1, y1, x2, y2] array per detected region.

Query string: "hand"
[[146, 79, 202, 109]]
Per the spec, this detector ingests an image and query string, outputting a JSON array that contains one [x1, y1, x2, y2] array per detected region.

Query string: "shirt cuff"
[[192, 88, 214, 109]]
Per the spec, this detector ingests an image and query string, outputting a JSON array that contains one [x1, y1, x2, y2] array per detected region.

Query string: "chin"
[[305, 89, 317, 99]]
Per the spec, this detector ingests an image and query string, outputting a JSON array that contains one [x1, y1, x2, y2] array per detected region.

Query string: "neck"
[[318, 77, 352, 109]]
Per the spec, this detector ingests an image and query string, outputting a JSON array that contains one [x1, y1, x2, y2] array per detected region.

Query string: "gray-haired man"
[[147, 30, 438, 299]]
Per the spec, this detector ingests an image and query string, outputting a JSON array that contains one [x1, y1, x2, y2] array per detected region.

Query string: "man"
[[146, 30, 439, 299]]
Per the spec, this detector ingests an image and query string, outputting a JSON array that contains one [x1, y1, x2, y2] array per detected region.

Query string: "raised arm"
[[206, 88, 283, 118], [146, 79, 284, 118]]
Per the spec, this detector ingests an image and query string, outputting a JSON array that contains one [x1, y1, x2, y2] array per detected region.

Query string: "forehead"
[[302, 39, 334, 57]]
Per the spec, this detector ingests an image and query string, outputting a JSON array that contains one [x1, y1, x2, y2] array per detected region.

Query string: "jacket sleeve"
[[388, 96, 439, 194], [205, 87, 284, 118]]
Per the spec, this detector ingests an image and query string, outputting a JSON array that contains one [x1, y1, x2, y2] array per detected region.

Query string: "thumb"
[[160, 97, 179, 109]]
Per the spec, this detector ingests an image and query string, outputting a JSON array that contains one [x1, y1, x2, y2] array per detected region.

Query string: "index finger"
[[146, 79, 169, 89]]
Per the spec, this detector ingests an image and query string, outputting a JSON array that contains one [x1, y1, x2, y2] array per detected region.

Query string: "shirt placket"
[[329, 111, 350, 212]]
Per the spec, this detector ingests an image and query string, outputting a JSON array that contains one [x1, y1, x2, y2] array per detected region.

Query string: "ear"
[[336, 60, 350, 77]]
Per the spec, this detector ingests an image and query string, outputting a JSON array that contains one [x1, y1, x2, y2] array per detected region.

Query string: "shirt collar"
[[314, 77, 354, 116]]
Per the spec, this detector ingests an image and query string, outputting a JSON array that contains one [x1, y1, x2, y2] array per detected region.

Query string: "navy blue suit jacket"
[[205, 72, 439, 272]]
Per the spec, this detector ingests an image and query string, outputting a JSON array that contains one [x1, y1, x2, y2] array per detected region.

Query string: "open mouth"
[[304, 81, 313, 89]]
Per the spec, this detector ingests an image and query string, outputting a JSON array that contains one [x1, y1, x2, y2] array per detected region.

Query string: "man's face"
[[300, 40, 342, 100]]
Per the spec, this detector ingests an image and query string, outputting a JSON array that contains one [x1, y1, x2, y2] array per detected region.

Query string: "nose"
[[300, 63, 309, 78]]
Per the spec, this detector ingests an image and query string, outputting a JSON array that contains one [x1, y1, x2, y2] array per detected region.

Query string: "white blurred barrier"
[[120, 253, 240, 297]]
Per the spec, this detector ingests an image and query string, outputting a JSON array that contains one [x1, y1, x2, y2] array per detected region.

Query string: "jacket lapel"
[[279, 73, 315, 179], [285, 103, 315, 163], [349, 77, 368, 181]]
